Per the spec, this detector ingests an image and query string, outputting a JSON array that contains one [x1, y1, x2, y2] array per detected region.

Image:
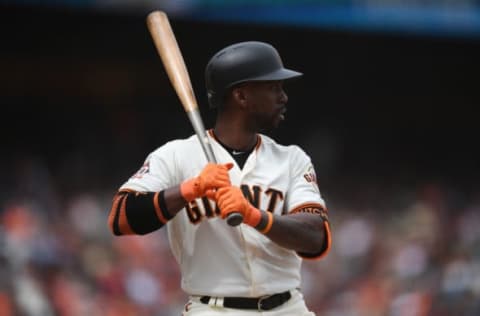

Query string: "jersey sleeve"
[[119, 141, 180, 193], [108, 142, 182, 236], [285, 146, 326, 211], [285, 146, 331, 260]]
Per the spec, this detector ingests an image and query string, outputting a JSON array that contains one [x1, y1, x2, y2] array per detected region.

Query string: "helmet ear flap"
[[207, 90, 217, 108], [208, 89, 224, 109]]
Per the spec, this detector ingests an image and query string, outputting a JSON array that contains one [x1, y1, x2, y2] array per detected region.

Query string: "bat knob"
[[227, 212, 243, 226]]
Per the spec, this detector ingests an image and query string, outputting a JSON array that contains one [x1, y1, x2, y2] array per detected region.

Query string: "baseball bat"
[[146, 10, 243, 227]]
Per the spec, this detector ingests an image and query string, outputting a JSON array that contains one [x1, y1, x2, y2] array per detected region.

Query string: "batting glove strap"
[[180, 177, 201, 202], [243, 205, 262, 227]]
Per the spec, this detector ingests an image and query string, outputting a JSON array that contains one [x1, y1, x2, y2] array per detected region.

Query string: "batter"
[[108, 41, 331, 315]]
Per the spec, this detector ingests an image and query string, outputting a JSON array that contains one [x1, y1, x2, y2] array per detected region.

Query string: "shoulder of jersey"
[[259, 133, 304, 154], [150, 134, 199, 154]]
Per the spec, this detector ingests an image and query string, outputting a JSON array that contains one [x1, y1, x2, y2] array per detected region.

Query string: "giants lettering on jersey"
[[185, 184, 284, 224]]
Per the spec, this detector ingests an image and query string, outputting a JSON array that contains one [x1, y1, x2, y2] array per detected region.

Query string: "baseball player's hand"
[[180, 163, 234, 202], [212, 186, 262, 227]]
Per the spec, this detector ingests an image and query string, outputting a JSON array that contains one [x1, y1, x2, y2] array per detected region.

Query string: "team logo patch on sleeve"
[[131, 159, 150, 179], [303, 165, 320, 192]]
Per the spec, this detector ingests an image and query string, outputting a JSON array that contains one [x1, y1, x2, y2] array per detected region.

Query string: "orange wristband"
[[260, 212, 274, 234]]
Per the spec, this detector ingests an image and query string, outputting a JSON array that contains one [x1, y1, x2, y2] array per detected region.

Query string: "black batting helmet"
[[205, 41, 303, 108]]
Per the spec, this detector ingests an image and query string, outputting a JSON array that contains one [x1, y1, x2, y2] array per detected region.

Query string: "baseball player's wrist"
[[254, 211, 274, 234]]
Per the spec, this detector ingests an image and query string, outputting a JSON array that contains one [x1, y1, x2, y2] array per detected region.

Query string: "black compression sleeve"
[[111, 190, 173, 235]]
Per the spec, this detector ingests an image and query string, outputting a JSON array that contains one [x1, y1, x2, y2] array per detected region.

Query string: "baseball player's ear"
[[232, 87, 248, 109]]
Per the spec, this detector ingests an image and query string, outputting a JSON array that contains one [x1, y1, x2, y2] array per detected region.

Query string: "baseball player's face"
[[244, 80, 288, 131]]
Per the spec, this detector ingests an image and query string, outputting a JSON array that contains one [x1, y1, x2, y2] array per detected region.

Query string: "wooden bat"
[[146, 10, 243, 227]]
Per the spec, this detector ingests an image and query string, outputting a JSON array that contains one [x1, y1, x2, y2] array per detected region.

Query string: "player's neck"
[[213, 122, 257, 151]]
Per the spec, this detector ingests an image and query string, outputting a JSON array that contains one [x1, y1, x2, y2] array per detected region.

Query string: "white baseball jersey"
[[120, 130, 327, 297]]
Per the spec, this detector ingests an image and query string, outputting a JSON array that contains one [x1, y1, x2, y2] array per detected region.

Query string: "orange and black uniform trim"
[[289, 203, 331, 260], [108, 190, 173, 235]]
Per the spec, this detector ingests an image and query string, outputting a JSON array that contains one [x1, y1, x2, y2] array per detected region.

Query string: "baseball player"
[[108, 41, 331, 315]]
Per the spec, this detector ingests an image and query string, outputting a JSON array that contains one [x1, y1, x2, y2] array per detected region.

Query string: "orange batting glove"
[[213, 186, 262, 227], [180, 163, 234, 202]]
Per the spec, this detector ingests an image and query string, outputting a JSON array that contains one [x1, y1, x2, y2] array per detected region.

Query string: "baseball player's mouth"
[[279, 108, 287, 120]]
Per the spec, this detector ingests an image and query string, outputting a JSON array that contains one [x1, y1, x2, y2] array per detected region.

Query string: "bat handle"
[[187, 110, 244, 227]]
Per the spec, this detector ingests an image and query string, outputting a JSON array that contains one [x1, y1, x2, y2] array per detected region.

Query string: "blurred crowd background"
[[1, 1, 480, 315]]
